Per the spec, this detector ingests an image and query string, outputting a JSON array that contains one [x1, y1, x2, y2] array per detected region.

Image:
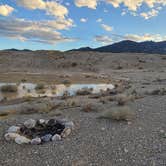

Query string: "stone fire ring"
[[4, 118, 74, 145]]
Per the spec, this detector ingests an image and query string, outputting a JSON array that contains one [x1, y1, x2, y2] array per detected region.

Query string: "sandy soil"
[[0, 50, 166, 166]]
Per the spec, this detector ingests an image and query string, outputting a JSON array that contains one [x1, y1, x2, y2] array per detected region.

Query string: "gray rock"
[[52, 134, 61, 141], [24, 119, 36, 129], [38, 119, 45, 125], [15, 136, 31, 144], [61, 128, 72, 138], [4, 133, 21, 141], [31, 138, 41, 145], [41, 134, 52, 142], [7, 126, 20, 133], [64, 121, 75, 130]]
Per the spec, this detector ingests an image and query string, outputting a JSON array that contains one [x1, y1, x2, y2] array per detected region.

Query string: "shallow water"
[[0, 83, 114, 101]]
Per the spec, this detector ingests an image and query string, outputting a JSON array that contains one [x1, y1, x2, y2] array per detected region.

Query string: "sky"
[[0, 0, 166, 51]]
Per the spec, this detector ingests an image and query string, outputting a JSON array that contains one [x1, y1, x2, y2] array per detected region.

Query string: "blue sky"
[[0, 0, 166, 50]]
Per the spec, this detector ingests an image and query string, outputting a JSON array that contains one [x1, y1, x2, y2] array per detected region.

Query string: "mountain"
[[68, 47, 93, 52], [68, 40, 166, 54]]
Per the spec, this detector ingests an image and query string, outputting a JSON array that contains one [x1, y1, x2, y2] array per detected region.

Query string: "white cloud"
[[0, 5, 14, 16], [101, 24, 113, 31], [74, 0, 98, 9], [17, 0, 68, 18], [96, 18, 102, 22], [94, 35, 112, 44], [0, 18, 75, 44], [140, 9, 158, 19], [80, 18, 88, 22], [124, 34, 166, 42], [105, 0, 166, 11], [17, 0, 45, 10]]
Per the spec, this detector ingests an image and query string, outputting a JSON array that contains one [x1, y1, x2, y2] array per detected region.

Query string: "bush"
[[98, 106, 136, 121], [35, 83, 45, 90], [1, 85, 18, 93]]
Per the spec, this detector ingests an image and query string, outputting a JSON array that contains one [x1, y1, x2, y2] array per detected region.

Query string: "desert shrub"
[[115, 94, 135, 106], [62, 80, 71, 85], [35, 83, 45, 90], [1, 85, 18, 93], [71, 62, 77, 67], [76, 88, 93, 96], [98, 106, 136, 121]]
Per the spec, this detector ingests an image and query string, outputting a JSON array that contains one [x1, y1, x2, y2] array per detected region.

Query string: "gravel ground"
[[0, 51, 166, 166]]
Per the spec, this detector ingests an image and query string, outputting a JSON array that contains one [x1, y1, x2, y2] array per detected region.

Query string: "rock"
[[46, 119, 56, 127], [24, 119, 36, 129], [41, 134, 52, 142], [56, 118, 68, 125], [52, 134, 61, 141], [31, 138, 41, 145], [38, 119, 45, 125], [61, 128, 71, 138], [4, 133, 21, 141], [7, 126, 20, 133], [15, 136, 31, 144], [64, 121, 75, 130]]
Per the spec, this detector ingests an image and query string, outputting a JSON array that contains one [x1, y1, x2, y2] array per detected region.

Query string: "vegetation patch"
[[1, 85, 18, 93], [98, 106, 136, 121]]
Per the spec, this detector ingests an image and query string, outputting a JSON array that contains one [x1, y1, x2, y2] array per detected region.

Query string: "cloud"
[[96, 18, 102, 22], [140, 9, 158, 19], [101, 24, 113, 31], [74, 0, 98, 9], [17, 0, 68, 18], [94, 35, 112, 44], [124, 34, 166, 42], [105, 0, 166, 11], [0, 5, 14, 16], [80, 18, 88, 22], [0, 18, 75, 44]]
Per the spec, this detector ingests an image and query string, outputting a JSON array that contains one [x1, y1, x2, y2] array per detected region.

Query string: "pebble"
[[5, 133, 21, 141], [41, 134, 52, 142], [61, 128, 71, 138], [24, 119, 36, 129], [38, 119, 45, 125], [64, 121, 75, 130], [15, 136, 31, 144], [31, 137, 41, 145], [7, 126, 20, 133], [52, 134, 61, 141]]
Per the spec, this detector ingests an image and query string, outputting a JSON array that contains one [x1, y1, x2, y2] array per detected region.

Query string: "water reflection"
[[0, 83, 114, 101]]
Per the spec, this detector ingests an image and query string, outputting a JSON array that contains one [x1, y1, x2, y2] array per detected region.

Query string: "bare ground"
[[0, 51, 166, 166]]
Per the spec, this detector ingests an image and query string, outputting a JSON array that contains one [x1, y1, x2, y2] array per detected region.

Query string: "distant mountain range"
[[69, 40, 166, 54]]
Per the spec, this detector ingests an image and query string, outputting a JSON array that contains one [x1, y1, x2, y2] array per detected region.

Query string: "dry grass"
[[98, 106, 136, 121], [1, 85, 18, 93]]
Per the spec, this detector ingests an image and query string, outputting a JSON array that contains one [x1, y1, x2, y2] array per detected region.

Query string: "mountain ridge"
[[68, 40, 166, 54]]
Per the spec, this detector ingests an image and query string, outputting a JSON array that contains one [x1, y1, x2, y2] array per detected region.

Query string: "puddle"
[[0, 83, 114, 101]]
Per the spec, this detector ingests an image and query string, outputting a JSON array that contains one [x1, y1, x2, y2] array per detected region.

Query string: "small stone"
[[52, 134, 61, 141], [61, 128, 71, 138], [124, 147, 129, 153], [101, 127, 105, 131], [4, 133, 21, 141], [41, 134, 52, 142], [15, 136, 31, 144], [7, 126, 20, 133], [24, 119, 36, 129], [64, 121, 75, 130], [38, 119, 45, 125], [160, 129, 165, 134], [31, 138, 41, 145]]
